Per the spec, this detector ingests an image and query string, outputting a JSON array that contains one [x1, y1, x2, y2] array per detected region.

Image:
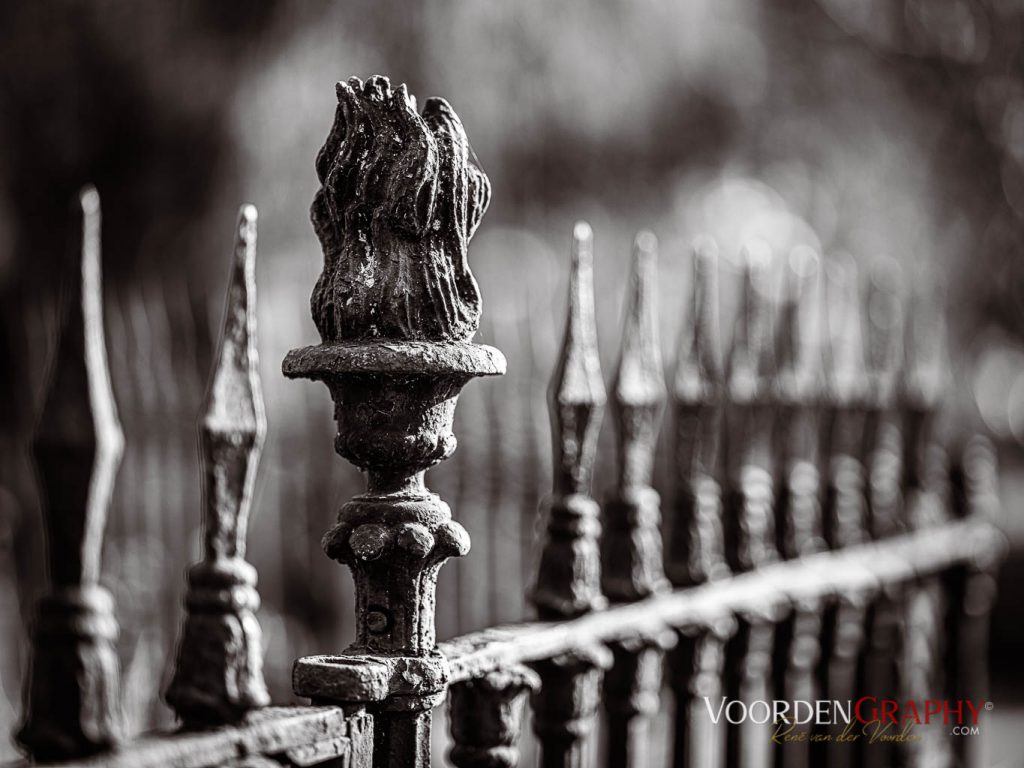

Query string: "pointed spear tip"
[[573, 220, 593, 248], [79, 185, 100, 216], [614, 230, 664, 408], [633, 229, 658, 261], [629, 230, 658, 301], [742, 238, 773, 273], [867, 253, 904, 297], [692, 235, 719, 274], [672, 235, 721, 399], [825, 250, 856, 287], [571, 221, 594, 272], [787, 245, 820, 287], [237, 204, 258, 249], [551, 220, 603, 407]]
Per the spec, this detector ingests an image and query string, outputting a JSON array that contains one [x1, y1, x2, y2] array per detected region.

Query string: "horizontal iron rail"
[[438, 519, 1004, 685], [8, 706, 370, 768]]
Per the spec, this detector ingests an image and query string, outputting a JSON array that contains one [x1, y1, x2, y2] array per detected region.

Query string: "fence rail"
[[9, 75, 1006, 768]]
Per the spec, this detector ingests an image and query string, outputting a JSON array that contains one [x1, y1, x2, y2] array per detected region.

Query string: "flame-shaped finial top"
[[311, 75, 491, 343], [549, 222, 606, 496]]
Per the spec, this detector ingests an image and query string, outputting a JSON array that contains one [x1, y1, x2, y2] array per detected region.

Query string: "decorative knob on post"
[[531, 646, 613, 768], [166, 206, 270, 725], [17, 188, 123, 761], [283, 76, 503, 768], [447, 666, 539, 768]]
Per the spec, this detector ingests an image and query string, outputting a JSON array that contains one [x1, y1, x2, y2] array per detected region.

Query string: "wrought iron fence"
[[9, 76, 1005, 768]]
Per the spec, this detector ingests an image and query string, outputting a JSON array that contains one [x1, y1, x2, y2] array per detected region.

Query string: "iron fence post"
[[283, 75, 504, 768]]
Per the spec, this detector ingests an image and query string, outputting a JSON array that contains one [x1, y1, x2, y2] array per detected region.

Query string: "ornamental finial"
[[310, 75, 491, 343], [286, 78, 503, 768]]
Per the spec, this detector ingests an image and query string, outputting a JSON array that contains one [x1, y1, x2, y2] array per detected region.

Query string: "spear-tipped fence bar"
[[165, 205, 270, 725], [14, 77, 1006, 768], [17, 187, 124, 762]]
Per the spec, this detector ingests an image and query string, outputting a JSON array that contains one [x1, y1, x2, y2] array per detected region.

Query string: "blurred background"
[[1, 0, 1023, 763]]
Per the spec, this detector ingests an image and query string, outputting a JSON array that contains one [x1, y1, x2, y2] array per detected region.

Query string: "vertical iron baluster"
[[863, 260, 905, 540], [16, 188, 124, 761], [603, 231, 668, 601], [532, 646, 613, 768], [666, 238, 731, 768], [813, 256, 871, 768], [530, 222, 608, 768], [854, 259, 906, 768], [669, 613, 735, 768], [899, 287, 953, 766], [283, 76, 503, 768], [944, 437, 1002, 768], [771, 247, 826, 768], [448, 665, 539, 768], [601, 232, 670, 768], [667, 237, 729, 588], [722, 243, 780, 768], [165, 206, 270, 725], [723, 242, 779, 573]]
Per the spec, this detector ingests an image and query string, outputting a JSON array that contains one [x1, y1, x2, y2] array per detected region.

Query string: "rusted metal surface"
[[17, 188, 125, 762], [7, 91, 1007, 768], [945, 437, 1001, 768], [531, 645, 611, 768], [769, 248, 826, 768], [601, 233, 670, 768], [283, 75, 503, 768], [812, 256, 871, 768], [666, 237, 727, 588], [668, 615, 734, 768], [447, 665, 538, 768], [532, 222, 607, 620], [721, 245, 780, 768], [529, 223, 607, 768], [24, 706, 371, 768], [165, 206, 270, 726], [664, 239, 729, 768], [437, 519, 1002, 683], [602, 232, 669, 603]]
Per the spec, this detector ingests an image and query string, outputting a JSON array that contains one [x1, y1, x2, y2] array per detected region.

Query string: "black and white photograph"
[[0, 1, 1022, 766]]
